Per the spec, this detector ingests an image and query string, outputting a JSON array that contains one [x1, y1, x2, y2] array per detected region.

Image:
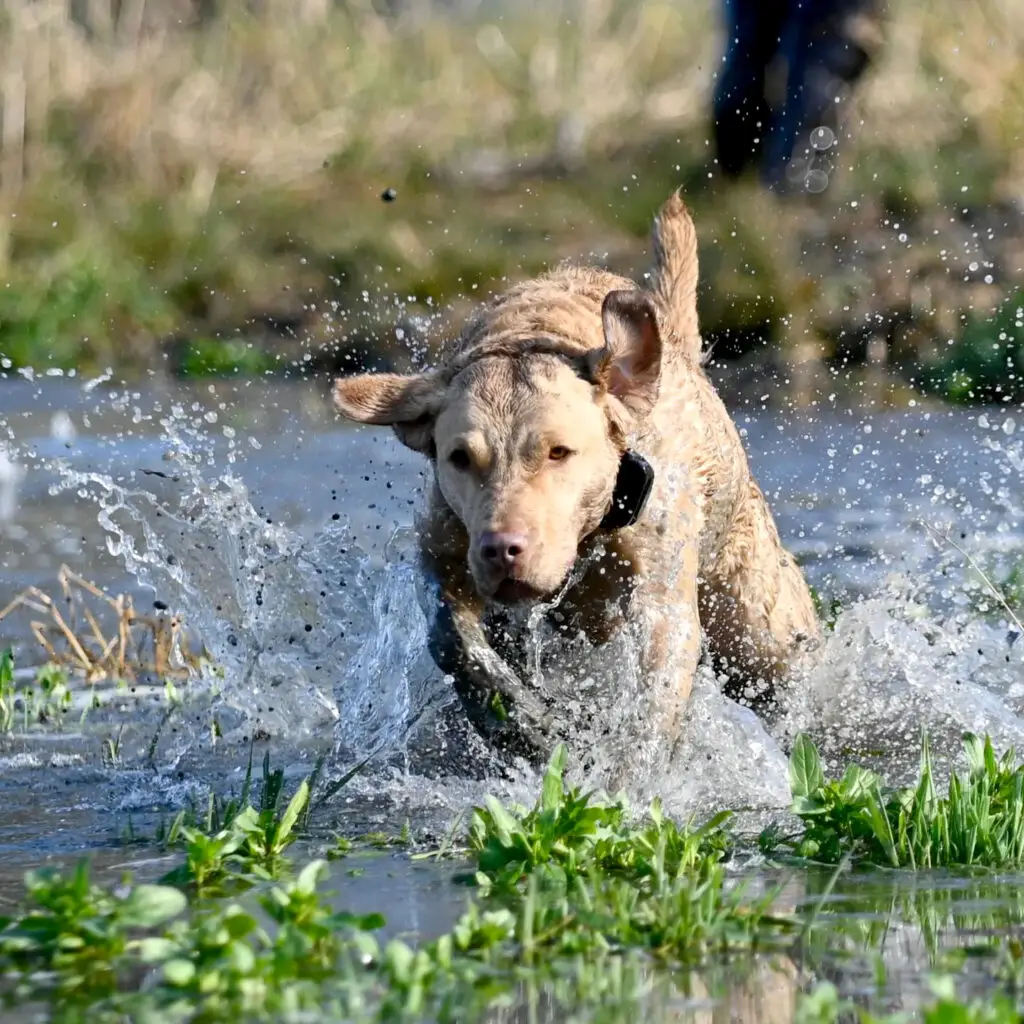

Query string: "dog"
[[333, 190, 820, 774]]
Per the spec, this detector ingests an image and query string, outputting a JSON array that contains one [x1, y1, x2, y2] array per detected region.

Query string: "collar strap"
[[600, 451, 655, 530], [440, 336, 600, 386]]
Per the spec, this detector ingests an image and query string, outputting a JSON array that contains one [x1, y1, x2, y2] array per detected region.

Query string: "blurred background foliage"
[[0, 0, 1021, 402]]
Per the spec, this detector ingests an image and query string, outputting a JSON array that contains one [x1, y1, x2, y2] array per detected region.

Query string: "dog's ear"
[[590, 290, 663, 420], [333, 372, 445, 454]]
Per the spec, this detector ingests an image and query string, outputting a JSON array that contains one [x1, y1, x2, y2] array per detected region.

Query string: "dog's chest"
[[479, 597, 641, 718]]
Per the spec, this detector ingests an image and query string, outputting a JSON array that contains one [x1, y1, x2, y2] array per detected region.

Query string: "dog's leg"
[[637, 575, 704, 758], [699, 479, 821, 707], [588, 523, 705, 777], [418, 548, 557, 764]]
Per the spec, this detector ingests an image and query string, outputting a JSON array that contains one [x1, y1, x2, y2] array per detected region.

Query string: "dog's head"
[[333, 290, 662, 603]]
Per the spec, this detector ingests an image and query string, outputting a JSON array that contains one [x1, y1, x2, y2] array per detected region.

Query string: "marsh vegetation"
[[5, 732, 1024, 1020], [0, 0, 1021, 403]]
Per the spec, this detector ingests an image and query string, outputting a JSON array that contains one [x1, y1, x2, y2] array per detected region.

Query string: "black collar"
[[599, 451, 655, 530]]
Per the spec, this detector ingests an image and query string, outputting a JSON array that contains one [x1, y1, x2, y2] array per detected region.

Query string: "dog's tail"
[[649, 190, 702, 363]]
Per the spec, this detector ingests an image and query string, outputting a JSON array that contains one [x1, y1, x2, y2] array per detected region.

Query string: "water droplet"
[[810, 126, 835, 150], [805, 169, 829, 194]]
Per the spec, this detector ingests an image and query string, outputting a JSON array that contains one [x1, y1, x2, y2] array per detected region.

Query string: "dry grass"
[[0, 564, 208, 684], [0, 0, 1014, 203], [0, 0, 712, 215], [854, 0, 1024, 199], [0, 0, 1021, 375]]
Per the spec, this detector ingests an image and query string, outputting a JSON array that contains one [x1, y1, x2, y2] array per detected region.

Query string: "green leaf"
[[277, 778, 310, 844], [694, 809, 732, 836], [332, 910, 386, 932], [0, 648, 13, 686], [789, 734, 824, 800], [229, 806, 261, 837], [135, 937, 178, 963], [984, 735, 999, 780], [120, 885, 188, 928], [294, 858, 327, 895], [648, 797, 663, 828], [163, 959, 197, 986], [384, 939, 415, 982], [227, 940, 256, 974], [838, 764, 879, 803], [223, 908, 259, 940], [541, 744, 568, 814], [864, 784, 900, 867], [482, 796, 521, 848], [791, 796, 828, 816]]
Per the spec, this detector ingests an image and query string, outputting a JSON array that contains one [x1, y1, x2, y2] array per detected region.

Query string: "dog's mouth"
[[490, 578, 548, 605]]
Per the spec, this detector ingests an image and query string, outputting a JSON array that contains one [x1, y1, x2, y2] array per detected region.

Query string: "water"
[[2, 373, 1024, 1016]]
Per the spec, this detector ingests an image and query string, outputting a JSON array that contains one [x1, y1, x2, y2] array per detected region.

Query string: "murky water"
[[2, 373, 1024, 1015]]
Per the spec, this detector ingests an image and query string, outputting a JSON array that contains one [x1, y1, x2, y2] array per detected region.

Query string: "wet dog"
[[333, 191, 820, 772]]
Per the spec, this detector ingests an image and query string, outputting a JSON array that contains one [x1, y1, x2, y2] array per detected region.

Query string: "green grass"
[[174, 337, 280, 378], [809, 585, 844, 632], [922, 289, 1024, 405], [781, 733, 1024, 869], [9, 737, 1024, 1018]]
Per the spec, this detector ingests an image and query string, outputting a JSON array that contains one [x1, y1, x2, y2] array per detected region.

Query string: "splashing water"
[[3, 384, 1023, 829]]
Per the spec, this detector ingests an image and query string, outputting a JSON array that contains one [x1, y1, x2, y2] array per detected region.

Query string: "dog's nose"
[[478, 531, 528, 569]]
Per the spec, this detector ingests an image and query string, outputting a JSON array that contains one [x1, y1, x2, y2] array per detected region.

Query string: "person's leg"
[[712, 0, 789, 178], [763, 0, 885, 192]]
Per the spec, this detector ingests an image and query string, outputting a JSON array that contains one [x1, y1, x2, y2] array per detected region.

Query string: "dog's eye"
[[448, 448, 471, 470], [548, 446, 573, 462]]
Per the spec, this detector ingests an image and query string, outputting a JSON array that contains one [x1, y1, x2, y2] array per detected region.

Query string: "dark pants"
[[712, 0, 881, 191]]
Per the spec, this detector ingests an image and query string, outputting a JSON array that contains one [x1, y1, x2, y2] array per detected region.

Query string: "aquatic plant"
[[0, 744, 795, 1020], [0, 861, 186, 1003], [7, 739, 1024, 1018], [27, 663, 73, 726], [0, 647, 14, 732], [469, 745, 730, 887], [466, 744, 789, 967], [787, 733, 1024, 868], [0, 647, 75, 734], [798, 976, 1021, 1023], [160, 762, 311, 894]]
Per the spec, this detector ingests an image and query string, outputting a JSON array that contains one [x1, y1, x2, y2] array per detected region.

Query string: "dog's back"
[[447, 192, 704, 371]]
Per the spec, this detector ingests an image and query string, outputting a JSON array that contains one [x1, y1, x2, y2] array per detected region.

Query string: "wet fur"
[[333, 191, 820, 770]]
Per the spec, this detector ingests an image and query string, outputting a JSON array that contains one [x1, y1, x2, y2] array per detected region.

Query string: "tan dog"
[[333, 191, 819, 771]]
